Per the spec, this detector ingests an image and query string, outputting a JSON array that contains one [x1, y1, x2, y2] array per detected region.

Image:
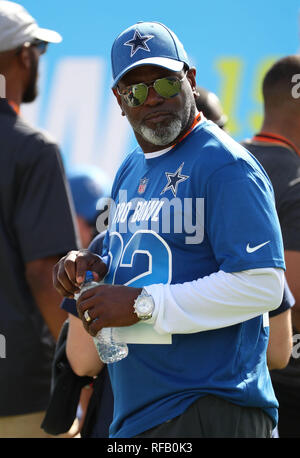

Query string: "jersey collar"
[[172, 112, 204, 147], [8, 100, 20, 115], [253, 132, 300, 157]]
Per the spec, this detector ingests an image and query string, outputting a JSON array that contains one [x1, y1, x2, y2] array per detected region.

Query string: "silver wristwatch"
[[133, 288, 155, 321]]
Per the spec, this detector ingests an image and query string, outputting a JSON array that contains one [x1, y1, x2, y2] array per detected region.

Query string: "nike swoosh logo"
[[246, 241, 270, 253]]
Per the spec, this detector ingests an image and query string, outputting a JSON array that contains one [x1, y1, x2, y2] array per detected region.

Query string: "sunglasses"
[[16, 40, 48, 56], [31, 40, 49, 55], [117, 73, 187, 107]]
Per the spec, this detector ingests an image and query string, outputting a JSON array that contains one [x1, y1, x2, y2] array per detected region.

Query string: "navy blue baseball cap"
[[111, 21, 190, 87]]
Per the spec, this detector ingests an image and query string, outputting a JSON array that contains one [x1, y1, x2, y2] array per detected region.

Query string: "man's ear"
[[17, 45, 32, 71], [112, 87, 125, 116], [186, 67, 197, 93]]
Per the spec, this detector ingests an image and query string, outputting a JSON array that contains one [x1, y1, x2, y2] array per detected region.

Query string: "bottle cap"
[[84, 270, 94, 283]]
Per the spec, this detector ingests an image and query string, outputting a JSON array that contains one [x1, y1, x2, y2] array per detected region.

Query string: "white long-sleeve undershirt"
[[143, 267, 284, 335]]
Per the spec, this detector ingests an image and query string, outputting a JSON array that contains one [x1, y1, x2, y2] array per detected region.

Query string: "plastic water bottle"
[[75, 270, 128, 364]]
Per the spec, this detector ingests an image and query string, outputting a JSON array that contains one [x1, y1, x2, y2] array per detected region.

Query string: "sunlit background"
[[19, 0, 300, 180]]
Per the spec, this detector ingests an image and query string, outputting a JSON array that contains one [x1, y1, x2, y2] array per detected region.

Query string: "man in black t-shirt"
[[242, 55, 300, 438], [0, 2, 79, 437]]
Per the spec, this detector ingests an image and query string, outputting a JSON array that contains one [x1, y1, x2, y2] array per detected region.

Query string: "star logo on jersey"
[[160, 162, 189, 197], [124, 30, 154, 57]]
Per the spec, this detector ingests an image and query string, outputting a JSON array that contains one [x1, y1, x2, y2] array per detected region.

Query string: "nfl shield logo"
[[138, 177, 148, 194]]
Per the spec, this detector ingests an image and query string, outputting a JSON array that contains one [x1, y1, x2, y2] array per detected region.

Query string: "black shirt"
[[242, 136, 300, 387], [242, 137, 300, 251], [0, 99, 79, 415]]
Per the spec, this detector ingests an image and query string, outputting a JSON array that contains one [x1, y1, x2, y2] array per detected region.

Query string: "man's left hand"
[[76, 284, 142, 336]]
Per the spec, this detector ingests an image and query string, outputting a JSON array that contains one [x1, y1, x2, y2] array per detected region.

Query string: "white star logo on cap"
[[124, 29, 154, 57]]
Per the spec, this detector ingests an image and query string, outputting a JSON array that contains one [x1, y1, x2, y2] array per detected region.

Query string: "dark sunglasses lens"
[[154, 77, 181, 98], [123, 83, 148, 107], [35, 41, 48, 54], [41, 42, 48, 54]]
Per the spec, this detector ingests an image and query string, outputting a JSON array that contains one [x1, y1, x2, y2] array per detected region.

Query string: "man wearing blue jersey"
[[54, 22, 285, 438]]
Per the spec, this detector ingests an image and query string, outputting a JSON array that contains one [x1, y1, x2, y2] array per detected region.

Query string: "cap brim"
[[112, 57, 184, 87], [33, 27, 62, 44]]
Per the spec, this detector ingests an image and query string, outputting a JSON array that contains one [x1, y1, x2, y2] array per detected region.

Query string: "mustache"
[[142, 111, 177, 122]]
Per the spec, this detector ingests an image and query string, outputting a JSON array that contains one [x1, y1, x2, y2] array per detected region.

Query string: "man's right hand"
[[53, 250, 108, 298]]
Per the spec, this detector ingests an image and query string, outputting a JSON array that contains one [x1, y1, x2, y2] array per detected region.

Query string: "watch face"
[[138, 298, 152, 314], [135, 294, 154, 319]]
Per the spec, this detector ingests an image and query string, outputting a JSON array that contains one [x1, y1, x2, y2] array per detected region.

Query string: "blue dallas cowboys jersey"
[[101, 119, 285, 438]]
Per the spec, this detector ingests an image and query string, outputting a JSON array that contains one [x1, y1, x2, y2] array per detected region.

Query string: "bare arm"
[[66, 313, 104, 377], [284, 250, 300, 332], [267, 309, 293, 370], [26, 256, 68, 341]]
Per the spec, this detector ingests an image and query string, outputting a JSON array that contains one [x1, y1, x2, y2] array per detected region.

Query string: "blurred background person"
[[68, 166, 112, 249], [0, 1, 79, 438], [242, 55, 300, 438], [195, 86, 228, 130]]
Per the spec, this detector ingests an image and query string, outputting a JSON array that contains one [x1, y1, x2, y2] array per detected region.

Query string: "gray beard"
[[139, 118, 182, 146], [138, 96, 195, 147]]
